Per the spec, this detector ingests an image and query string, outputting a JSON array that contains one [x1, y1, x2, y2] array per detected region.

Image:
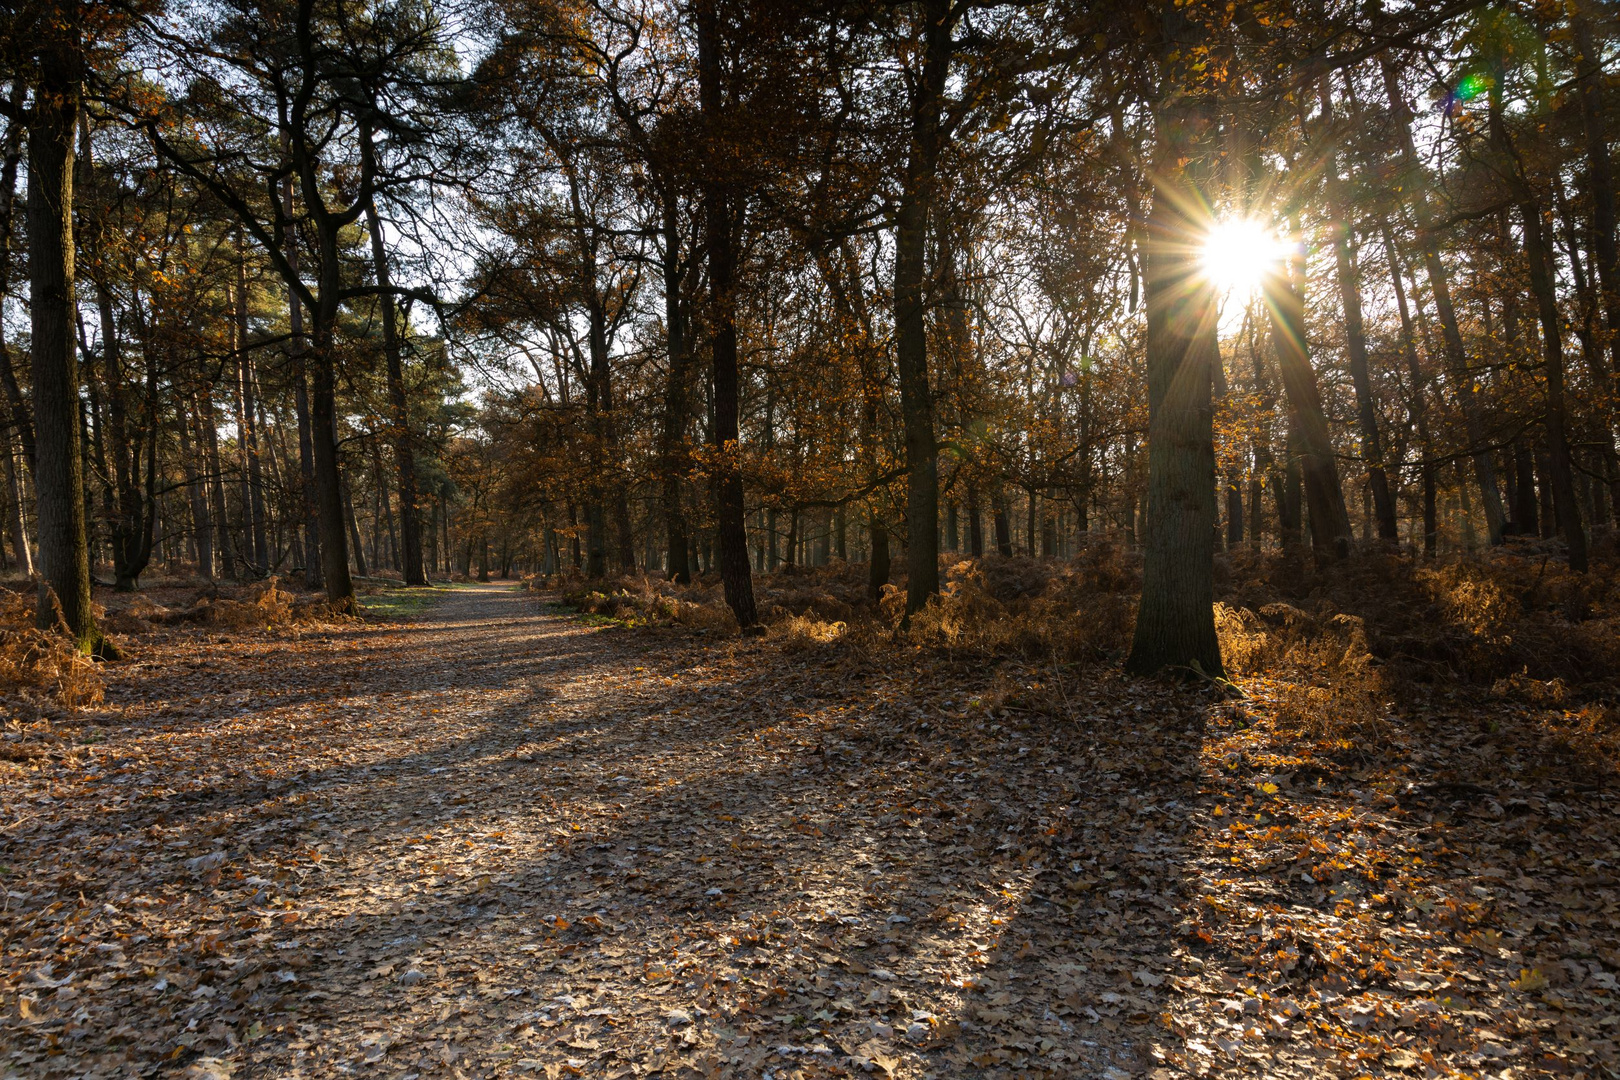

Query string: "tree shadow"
[[4, 589, 1220, 1080]]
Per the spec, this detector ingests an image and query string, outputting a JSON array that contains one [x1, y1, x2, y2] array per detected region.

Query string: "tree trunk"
[[1125, 53, 1223, 677], [1381, 221, 1437, 557], [1282, 417, 1305, 547], [1382, 58, 1507, 543], [1511, 441, 1538, 537], [658, 192, 692, 583], [363, 193, 425, 584], [967, 483, 984, 556], [201, 384, 236, 577], [4, 432, 30, 576], [0, 80, 34, 481], [311, 323, 355, 602], [283, 170, 322, 590], [1574, 8, 1620, 382], [1488, 95, 1588, 570], [237, 238, 268, 574], [1319, 82, 1397, 541], [1210, 329, 1243, 548], [993, 490, 1012, 555], [178, 394, 214, 578], [372, 440, 398, 571], [614, 491, 635, 573], [90, 264, 141, 589], [867, 510, 889, 600], [0, 79, 32, 479], [1264, 226, 1352, 564], [28, 10, 101, 651], [257, 387, 293, 570], [698, 0, 758, 630], [1553, 174, 1620, 518], [1518, 197, 1588, 569], [586, 499, 607, 578], [342, 464, 367, 579], [893, 0, 951, 619]]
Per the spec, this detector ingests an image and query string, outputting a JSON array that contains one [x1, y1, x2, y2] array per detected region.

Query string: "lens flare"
[[1202, 219, 1290, 297]]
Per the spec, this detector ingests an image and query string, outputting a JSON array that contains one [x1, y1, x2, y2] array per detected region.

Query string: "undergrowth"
[[0, 578, 361, 719], [0, 588, 104, 717], [533, 539, 1620, 767]]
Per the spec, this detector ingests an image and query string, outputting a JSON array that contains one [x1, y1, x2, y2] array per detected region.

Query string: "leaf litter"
[[0, 582, 1615, 1079]]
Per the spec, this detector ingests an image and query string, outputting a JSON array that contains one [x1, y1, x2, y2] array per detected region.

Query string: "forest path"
[[5, 582, 1168, 1080]]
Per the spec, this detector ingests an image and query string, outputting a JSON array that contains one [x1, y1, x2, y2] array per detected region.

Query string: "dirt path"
[[3, 584, 1171, 1080], [8, 582, 1616, 1079]]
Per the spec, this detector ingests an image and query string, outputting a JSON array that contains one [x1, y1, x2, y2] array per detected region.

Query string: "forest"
[[2, 0, 1619, 1077]]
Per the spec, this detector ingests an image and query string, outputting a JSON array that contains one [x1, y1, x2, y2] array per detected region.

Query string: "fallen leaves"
[[3, 579, 1616, 1080]]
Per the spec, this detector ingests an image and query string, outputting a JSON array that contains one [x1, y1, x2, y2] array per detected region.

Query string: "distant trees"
[[1, 0, 1617, 674]]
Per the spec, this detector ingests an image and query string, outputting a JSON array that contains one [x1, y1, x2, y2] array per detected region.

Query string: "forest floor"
[[1, 580, 1616, 1079]]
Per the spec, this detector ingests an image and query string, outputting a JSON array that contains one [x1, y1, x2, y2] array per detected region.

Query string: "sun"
[[1202, 218, 1290, 296]]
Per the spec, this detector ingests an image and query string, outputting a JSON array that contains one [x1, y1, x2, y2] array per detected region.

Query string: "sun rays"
[[1202, 218, 1292, 299]]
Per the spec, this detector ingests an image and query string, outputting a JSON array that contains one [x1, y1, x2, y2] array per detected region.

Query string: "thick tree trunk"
[[28, 12, 101, 651], [1125, 2, 1228, 677], [1126, 126, 1223, 674], [893, 0, 951, 619], [363, 196, 426, 584], [122, 369, 160, 591], [698, 0, 758, 630]]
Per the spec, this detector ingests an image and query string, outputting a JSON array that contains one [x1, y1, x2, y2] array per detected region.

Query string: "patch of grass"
[[541, 600, 625, 629], [360, 585, 453, 621]]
